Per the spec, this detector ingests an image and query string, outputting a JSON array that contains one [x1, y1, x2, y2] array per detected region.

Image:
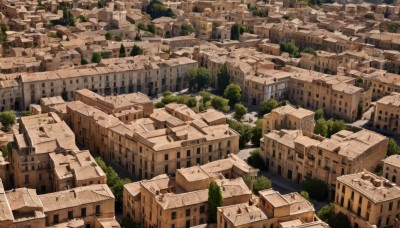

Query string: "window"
[[164, 154, 168, 160], [200, 206, 205, 213], [390, 202, 393, 211], [164, 165, 168, 174], [171, 225, 176, 228], [177, 152, 181, 158], [186, 220, 190, 228], [68, 211, 73, 219], [187, 160, 191, 167], [171, 212, 176, 220], [81, 208, 87, 217], [197, 148, 201, 154], [186, 150, 191, 157], [186, 209, 190, 216], [24, 175, 29, 184], [96, 205, 101, 215], [209, 145, 212, 152]]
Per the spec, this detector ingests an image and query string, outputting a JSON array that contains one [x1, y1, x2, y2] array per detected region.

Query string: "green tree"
[[147, 24, 157, 33], [200, 91, 212, 103], [230, 23, 245, 40], [282, 14, 289, 20], [228, 120, 252, 149], [185, 68, 198, 91], [180, 24, 195, 35], [0, 23, 7, 43], [196, 68, 212, 90], [81, 58, 88, 65], [317, 204, 351, 228], [101, 51, 112, 59], [387, 138, 400, 156], [155, 102, 165, 108], [119, 44, 126, 57], [0, 111, 15, 131], [217, 64, 231, 92], [22, 111, 32, 116], [145, 0, 176, 19], [364, 13, 375, 20], [300, 191, 310, 201], [163, 91, 173, 97], [317, 203, 334, 222], [91, 52, 101, 63], [137, 23, 148, 31], [130, 44, 143, 56], [224, 84, 241, 105], [251, 119, 263, 147], [252, 176, 272, 194], [388, 22, 399, 33], [79, 15, 88, 22], [114, 35, 122, 41], [280, 40, 300, 58], [259, 99, 278, 116], [302, 178, 328, 200], [234, 103, 247, 120], [357, 102, 363, 120], [329, 212, 351, 228], [246, 148, 266, 170], [187, 97, 197, 107], [315, 108, 324, 120], [211, 96, 230, 112], [161, 95, 175, 105], [0, 143, 11, 158], [328, 119, 345, 137], [302, 47, 316, 56], [98, 0, 105, 8], [314, 118, 328, 137], [208, 181, 223, 223]]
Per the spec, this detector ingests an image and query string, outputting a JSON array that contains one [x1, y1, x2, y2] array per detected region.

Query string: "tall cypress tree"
[[208, 181, 223, 223], [119, 44, 126, 57]]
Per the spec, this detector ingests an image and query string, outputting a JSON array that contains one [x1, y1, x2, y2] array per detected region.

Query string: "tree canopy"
[[251, 119, 263, 147], [119, 44, 126, 57], [130, 44, 143, 56], [224, 84, 241, 105], [252, 176, 272, 194], [234, 103, 247, 120], [317, 203, 351, 228], [387, 138, 400, 156], [246, 148, 266, 170], [211, 96, 230, 112], [0, 111, 15, 131], [230, 23, 252, 40], [181, 24, 195, 36], [302, 47, 316, 56], [280, 40, 300, 58], [302, 178, 328, 200], [217, 64, 231, 92], [145, 0, 176, 19], [185, 68, 212, 92], [228, 120, 252, 149], [208, 181, 223, 223], [259, 99, 278, 116], [91, 52, 101, 63], [314, 117, 346, 138]]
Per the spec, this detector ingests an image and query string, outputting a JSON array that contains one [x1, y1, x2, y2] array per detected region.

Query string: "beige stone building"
[[65, 92, 240, 180], [288, 67, 372, 122], [9, 55, 197, 110], [335, 171, 400, 228], [383, 155, 400, 186], [39, 184, 116, 227], [261, 129, 388, 197], [263, 104, 315, 135], [373, 92, 400, 134], [10, 112, 106, 194], [123, 154, 257, 228], [217, 189, 324, 228], [0, 180, 117, 228]]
